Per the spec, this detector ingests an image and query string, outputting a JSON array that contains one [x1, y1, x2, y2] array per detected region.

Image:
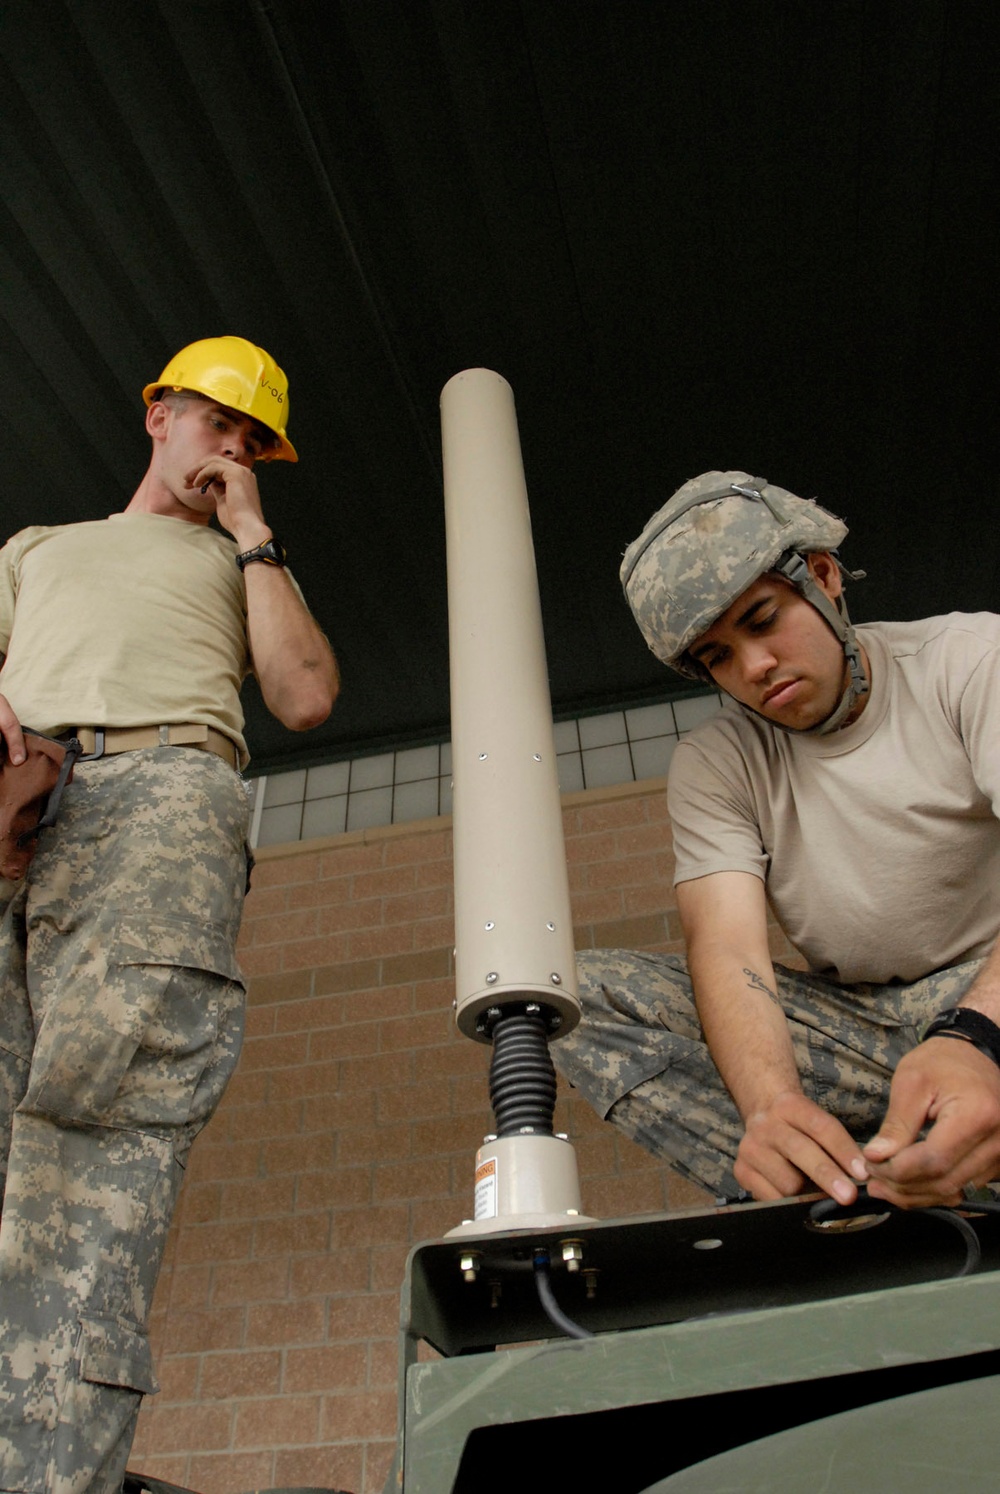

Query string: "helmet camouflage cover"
[[620, 470, 848, 675]]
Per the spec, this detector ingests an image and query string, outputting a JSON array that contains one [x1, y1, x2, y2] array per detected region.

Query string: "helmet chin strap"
[[756, 551, 869, 735]]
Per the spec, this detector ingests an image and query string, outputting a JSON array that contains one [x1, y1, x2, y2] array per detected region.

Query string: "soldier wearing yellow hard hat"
[[0, 335, 337, 1488]]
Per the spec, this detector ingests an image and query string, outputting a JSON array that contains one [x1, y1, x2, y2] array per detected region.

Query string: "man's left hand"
[[863, 1036, 1000, 1207], [184, 458, 272, 552]]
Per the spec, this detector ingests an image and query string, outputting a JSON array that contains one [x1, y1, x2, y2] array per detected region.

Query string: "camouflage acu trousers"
[[0, 748, 249, 1494], [552, 947, 984, 1198]]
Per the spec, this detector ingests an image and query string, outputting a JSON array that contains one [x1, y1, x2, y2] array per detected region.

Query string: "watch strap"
[[922, 1007, 1000, 1069], [236, 538, 286, 572]]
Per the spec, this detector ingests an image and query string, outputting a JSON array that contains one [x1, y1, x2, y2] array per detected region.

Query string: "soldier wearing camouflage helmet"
[[553, 469, 1000, 1214], [0, 336, 339, 1491]]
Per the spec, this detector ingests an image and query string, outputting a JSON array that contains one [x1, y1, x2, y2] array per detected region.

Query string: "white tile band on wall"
[[249, 694, 722, 848]]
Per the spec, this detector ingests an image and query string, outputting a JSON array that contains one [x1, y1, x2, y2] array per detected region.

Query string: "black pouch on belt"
[[0, 728, 82, 880]]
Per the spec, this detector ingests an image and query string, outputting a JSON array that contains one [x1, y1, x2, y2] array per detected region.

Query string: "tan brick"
[[268, 1058, 344, 1100], [289, 1247, 371, 1300], [321, 1388, 396, 1442], [295, 1167, 372, 1212], [373, 1155, 450, 1203], [219, 1175, 296, 1221], [179, 1182, 221, 1225], [283, 932, 351, 970], [242, 883, 289, 918], [331, 1205, 409, 1250], [411, 915, 456, 951], [341, 985, 413, 1023], [234, 1394, 321, 1446], [283, 1342, 368, 1394], [369, 1242, 415, 1294], [260, 1132, 335, 1176], [416, 858, 453, 889], [185, 1139, 260, 1183], [250, 850, 322, 888], [288, 873, 350, 908], [336, 1052, 414, 1092], [188, 1451, 276, 1493], [383, 887, 451, 925], [245, 969, 313, 1007], [351, 865, 415, 899], [252, 1211, 331, 1259], [591, 912, 672, 949], [319, 841, 384, 875], [569, 889, 625, 924], [252, 907, 321, 947], [273, 993, 346, 1033], [338, 1122, 409, 1166], [301, 1088, 377, 1133], [368, 1337, 399, 1387], [245, 1298, 326, 1347], [237, 945, 283, 976], [317, 896, 383, 934], [217, 1066, 270, 1108], [176, 1221, 253, 1266], [575, 797, 648, 832], [376, 1081, 451, 1123], [411, 1115, 488, 1157], [307, 1022, 379, 1062], [161, 1307, 245, 1355], [155, 1353, 200, 1403], [565, 829, 616, 863], [363, 1438, 398, 1494], [380, 947, 450, 985], [384, 829, 450, 865], [313, 957, 380, 995], [326, 1293, 398, 1339], [411, 1196, 465, 1240], [378, 1009, 452, 1052], [221, 1097, 303, 1142], [273, 1443, 363, 1493], [200, 1350, 282, 1400], [238, 1031, 310, 1071], [412, 1042, 482, 1082], [241, 1006, 277, 1040], [210, 1255, 290, 1307], [585, 1171, 669, 1217], [412, 975, 456, 1012], [346, 924, 414, 962], [160, 1262, 212, 1312]]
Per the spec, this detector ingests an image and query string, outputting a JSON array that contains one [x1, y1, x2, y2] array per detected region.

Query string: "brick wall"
[[129, 777, 788, 1493]]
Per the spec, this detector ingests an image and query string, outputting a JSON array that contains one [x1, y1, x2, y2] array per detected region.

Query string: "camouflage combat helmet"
[[620, 471, 867, 733]]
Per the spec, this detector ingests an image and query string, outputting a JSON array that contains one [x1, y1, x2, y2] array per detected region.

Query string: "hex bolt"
[[486, 972, 499, 984], [460, 1251, 481, 1283], [490, 1281, 502, 1309], [484, 921, 495, 930], [561, 1240, 584, 1273], [582, 1269, 599, 1300], [546, 922, 556, 931], [550, 972, 562, 984]]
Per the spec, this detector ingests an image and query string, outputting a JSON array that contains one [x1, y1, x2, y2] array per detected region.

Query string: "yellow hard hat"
[[142, 335, 298, 461]]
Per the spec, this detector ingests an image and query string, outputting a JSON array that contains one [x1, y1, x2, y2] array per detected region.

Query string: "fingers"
[[864, 1039, 1000, 1208], [737, 1092, 868, 1205], [0, 693, 26, 765]]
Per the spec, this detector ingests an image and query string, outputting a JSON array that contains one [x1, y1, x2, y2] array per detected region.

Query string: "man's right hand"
[[736, 1090, 869, 1205], [0, 692, 26, 764]]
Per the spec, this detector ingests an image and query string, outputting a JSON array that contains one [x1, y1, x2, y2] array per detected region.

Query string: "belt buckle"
[[77, 729, 105, 762]]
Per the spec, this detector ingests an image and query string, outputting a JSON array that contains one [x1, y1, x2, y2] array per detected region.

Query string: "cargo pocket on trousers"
[[41, 1315, 160, 1493], [79, 1314, 159, 1395], [26, 912, 245, 1128]]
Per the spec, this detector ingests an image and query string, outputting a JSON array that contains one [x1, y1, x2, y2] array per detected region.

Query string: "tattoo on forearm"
[[743, 967, 780, 1005]]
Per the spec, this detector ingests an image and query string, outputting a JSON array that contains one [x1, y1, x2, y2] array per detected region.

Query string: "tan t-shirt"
[[668, 616, 1000, 984], [0, 514, 251, 766]]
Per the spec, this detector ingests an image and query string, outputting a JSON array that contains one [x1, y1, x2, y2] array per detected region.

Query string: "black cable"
[[533, 1250, 594, 1340], [808, 1188, 984, 1276]]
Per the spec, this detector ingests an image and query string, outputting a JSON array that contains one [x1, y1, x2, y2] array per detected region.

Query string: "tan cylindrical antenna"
[[442, 368, 589, 1234], [442, 368, 580, 1041]]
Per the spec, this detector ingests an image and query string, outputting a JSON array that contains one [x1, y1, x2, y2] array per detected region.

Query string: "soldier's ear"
[[146, 400, 171, 442], [807, 551, 842, 601]]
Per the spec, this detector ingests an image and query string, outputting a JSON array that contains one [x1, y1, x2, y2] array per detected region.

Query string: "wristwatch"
[[236, 538, 286, 572], [921, 1007, 1000, 1068]]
